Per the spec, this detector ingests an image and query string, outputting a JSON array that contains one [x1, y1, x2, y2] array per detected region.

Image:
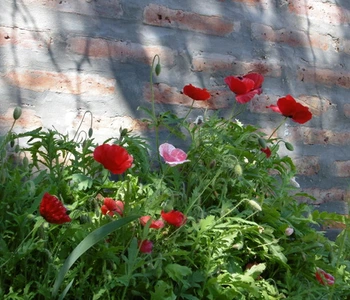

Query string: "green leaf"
[[52, 215, 138, 297], [165, 263, 192, 282], [71, 173, 93, 190], [150, 280, 176, 300]]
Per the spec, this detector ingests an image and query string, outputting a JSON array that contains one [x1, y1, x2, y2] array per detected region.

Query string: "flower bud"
[[234, 164, 243, 176], [247, 200, 262, 211], [13, 107, 22, 120], [258, 137, 267, 149], [155, 63, 161, 76], [88, 128, 93, 138], [285, 142, 294, 151]]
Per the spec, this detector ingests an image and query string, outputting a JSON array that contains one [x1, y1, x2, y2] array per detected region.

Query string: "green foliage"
[[1, 92, 350, 300]]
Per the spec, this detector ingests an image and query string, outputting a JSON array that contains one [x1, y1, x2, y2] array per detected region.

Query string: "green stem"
[[268, 117, 287, 141], [150, 55, 161, 167], [183, 99, 195, 124]]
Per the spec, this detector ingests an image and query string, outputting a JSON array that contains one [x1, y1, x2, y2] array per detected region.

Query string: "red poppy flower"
[[267, 95, 312, 124], [315, 268, 335, 286], [224, 73, 264, 104], [183, 84, 211, 101], [93, 144, 133, 174], [139, 216, 165, 229], [260, 147, 271, 158], [138, 239, 153, 253], [39, 192, 71, 224], [161, 210, 187, 227], [159, 143, 190, 167], [101, 198, 124, 216]]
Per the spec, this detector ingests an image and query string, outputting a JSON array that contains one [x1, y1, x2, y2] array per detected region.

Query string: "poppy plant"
[[161, 210, 187, 227], [93, 144, 133, 174], [224, 73, 264, 104], [101, 198, 124, 216], [139, 216, 165, 229], [267, 95, 312, 124], [138, 239, 153, 253], [159, 143, 190, 166], [183, 84, 211, 101], [315, 268, 335, 286], [39, 192, 71, 224]]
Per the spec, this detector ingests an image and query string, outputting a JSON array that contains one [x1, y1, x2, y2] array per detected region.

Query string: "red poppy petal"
[[244, 73, 264, 90], [224, 76, 249, 95], [236, 90, 259, 104], [183, 84, 211, 101]]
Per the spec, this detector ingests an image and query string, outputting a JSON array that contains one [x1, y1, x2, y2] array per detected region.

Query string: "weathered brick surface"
[[191, 53, 282, 76], [294, 156, 320, 176], [5, 70, 115, 95], [0, 27, 51, 50], [67, 37, 175, 65], [20, 0, 123, 18], [288, 0, 350, 25], [298, 68, 350, 89], [143, 4, 236, 36], [251, 24, 332, 51]]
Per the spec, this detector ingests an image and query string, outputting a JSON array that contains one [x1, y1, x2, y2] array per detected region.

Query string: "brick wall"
[[0, 0, 349, 216]]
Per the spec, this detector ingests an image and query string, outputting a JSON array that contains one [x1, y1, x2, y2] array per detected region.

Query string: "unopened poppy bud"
[[88, 128, 93, 138], [234, 164, 243, 176], [155, 63, 161, 76], [13, 106, 22, 120], [285, 142, 294, 151], [247, 200, 262, 211], [258, 137, 266, 149], [10, 139, 15, 148]]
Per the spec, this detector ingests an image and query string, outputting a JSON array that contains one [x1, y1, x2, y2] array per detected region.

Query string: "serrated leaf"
[[165, 263, 192, 282]]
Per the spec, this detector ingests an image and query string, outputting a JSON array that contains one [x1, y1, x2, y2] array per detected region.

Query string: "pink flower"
[[315, 268, 335, 286], [39, 192, 71, 224], [101, 198, 124, 217], [159, 143, 190, 166], [224, 73, 264, 104], [138, 240, 153, 253], [183, 84, 211, 101], [139, 216, 165, 229], [260, 147, 271, 158], [161, 210, 187, 227]]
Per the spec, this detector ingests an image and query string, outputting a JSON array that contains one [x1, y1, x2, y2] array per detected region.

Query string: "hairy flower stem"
[[150, 54, 162, 168], [268, 117, 287, 141]]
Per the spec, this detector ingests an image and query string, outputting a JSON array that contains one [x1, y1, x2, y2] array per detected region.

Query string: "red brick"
[[143, 4, 235, 36], [334, 161, 350, 177], [294, 156, 320, 176], [298, 188, 350, 204], [288, 127, 350, 145], [0, 27, 51, 50], [21, 0, 123, 18], [143, 83, 231, 110], [251, 23, 331, 51], [191, 53, 281, 77], [288, 0, 349, 25], [5, 70, 115, 95], [298, 68, 350, 89], [67, 37, 175, 65]]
